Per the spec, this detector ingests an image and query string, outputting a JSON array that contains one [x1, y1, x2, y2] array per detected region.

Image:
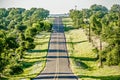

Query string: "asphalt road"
[[33, 17, 78, 80]]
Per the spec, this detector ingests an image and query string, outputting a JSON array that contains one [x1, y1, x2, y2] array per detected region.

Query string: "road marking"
[[54, 18, 60, 80]]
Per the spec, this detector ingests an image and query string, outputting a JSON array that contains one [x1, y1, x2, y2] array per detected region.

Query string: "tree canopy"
[[69, 4, 120, 66], [0, 7, 52, 76]]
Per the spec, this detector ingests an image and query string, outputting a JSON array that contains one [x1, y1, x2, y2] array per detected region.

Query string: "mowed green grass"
[[7, 32, 50, 80], [62, 17, 73, 26], [45, 17, 54, 24], [65, 25, 120, 79], [62, 18, 75, 32]]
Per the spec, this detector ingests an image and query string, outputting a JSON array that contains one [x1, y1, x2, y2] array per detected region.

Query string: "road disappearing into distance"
[[33, 17, 78, 80]]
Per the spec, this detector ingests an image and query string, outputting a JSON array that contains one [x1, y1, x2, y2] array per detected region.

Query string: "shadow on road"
[[47, 56, 68, 58], [40, 72, 74, 75], [49, 49, 67, 53], [31, 72, 77, 79]]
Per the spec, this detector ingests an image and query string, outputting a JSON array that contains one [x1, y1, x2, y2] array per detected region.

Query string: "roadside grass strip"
[[65, 29, 120, 80]]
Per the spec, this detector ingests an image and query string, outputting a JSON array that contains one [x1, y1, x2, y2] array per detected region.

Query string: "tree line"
[[69, 4, 120, 67], [0, 8, 52, 76]]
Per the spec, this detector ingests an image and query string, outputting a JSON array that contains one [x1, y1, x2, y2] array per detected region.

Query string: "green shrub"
[[10, 65, 23, 75], [106, 47, 120, 65], [3, 68, 12, 76]]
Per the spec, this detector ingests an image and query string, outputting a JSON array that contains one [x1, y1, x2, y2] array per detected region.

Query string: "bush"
[[106, 47, 119, 65], [2, 62, 23, 75], [3, 68, 12, 76], [92, 47, 99, 59], [25, 42, 35, 50], [25, 37, 34, 42], [25, 27, 37, 37], [10, 65, 23, 75]]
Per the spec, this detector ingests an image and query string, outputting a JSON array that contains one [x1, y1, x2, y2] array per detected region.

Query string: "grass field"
[[65, 28, 120, 80], [46, 17, 55, 24], [62, 17, 73, 26], [62, 18, 76, 32], [5, 32, 50, 80]]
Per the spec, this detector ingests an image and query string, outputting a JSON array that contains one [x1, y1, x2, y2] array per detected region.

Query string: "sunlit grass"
[[62, 17, 73, 26], [65, 29, 120, 80], [7, 32, 50, 80], [45, 17, 54, 24]]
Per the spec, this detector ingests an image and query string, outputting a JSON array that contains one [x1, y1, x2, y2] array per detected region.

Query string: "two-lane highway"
[[33, 17, 78, 80]]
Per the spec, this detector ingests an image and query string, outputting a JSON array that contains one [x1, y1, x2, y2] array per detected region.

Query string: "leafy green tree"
[[25, 36, 34, 42], [22, 10, 31, 21], [15, 25, 27, 32], [0, 8, 8, 18], [32, 23, 42, 32], [25, 41, 35, 50], [110, 4, 120, 13], [0, 30, 5, 48], [43, 21, 52, 31], [8, 20, 16, 29], [5, 36, 18, 49], [69, 9, 83, 28], [0, 38, 4, 53], [100, 4, 120, 65], [90, 14, 103, 67], [25, 27, 37, 37], [0, 7, 50, 76], [90, 15, 102, 35], [90, 4, 108, 14], [69, 4, 120, 67]]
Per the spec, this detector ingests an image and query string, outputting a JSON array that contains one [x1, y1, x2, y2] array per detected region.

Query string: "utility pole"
[[118, 8, 120, 28], [75, 5, 77, 10], [74, 5, 78, 28]]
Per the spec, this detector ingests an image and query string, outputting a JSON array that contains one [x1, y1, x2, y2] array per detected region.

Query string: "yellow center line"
[[54, 18, 59, 80]]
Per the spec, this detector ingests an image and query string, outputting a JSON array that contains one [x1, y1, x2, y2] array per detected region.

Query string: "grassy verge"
[[62, 17, 73, 26], [62, 18, 76, 32], [6, 32, 50, 80], [65, 28, 120, 80], [45, 17, 54, 24]]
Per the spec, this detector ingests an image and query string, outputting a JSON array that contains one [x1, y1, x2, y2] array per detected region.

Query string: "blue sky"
[[0, 0, 120, 14]]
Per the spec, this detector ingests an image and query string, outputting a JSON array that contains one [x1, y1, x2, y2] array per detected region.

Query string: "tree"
[[0, 8, 8, 18], [0, 38, 4, 53], [25, 27, 37, 37], [90, 15, 103, 67], [32, 23, 42, 32], [100, 4, 120, 65], [110, 4, 120, 13], [82, 9, 92, 19], [90, 4, 108, 14], [69, 9, 83, 28], [0, 7, 50, 76], [15, 25, 27, 32], [5, 36, 18, 49], [43, 21, 52, 31]]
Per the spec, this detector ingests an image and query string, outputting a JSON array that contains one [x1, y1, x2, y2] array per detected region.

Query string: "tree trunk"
[[98, 39, 103, 68], [100, 39, 102, 50], [88, 24, 91, 42]]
